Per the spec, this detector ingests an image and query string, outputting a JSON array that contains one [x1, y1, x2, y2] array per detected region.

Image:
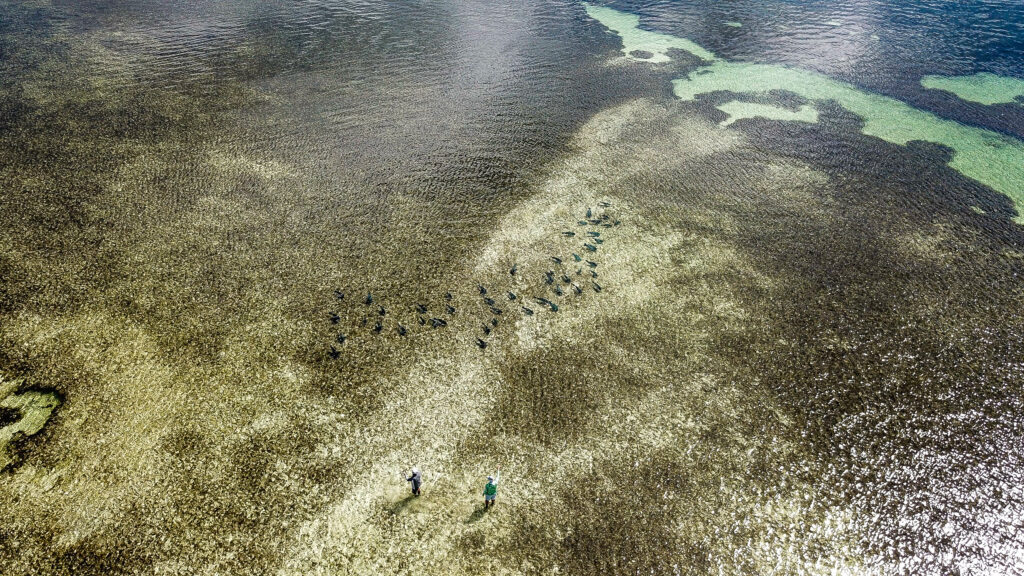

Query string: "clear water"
[[0, 1, 1022, 574]]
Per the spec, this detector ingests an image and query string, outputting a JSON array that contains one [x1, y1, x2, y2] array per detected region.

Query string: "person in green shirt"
[[483, 466, 500, 508]]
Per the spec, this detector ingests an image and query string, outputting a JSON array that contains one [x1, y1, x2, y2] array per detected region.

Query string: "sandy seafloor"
[[1, 0, 1023, 574]]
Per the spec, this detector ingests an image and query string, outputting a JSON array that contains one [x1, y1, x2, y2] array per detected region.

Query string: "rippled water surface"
[[1, 0, 1022, 574]]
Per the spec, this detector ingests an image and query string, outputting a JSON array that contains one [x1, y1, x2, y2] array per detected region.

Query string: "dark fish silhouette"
[[586, 260, 598, 268], [476, 338, 488, 349], [334, 289, 345, 300], [446, 305, 456, 315], [602, 223, 614, 228], [573, 253, 582, 262], [577, 267, 583, 275], [445, 292, 453, 301], [583, 243, 597, 252], [328, 346, 340, 359], [594, 238, 604, 245], [591, 270, 599, 278], [507, 291, 517, 301], [415, 304, 428, 314], [397, 325, 407, 336], [535, 297, 558, 312], [490, 317, 499, 327], [490, 307, 503, 315], [578, 220, 588, 226], [586, 208, 592, 218], [373, 322, 383, 333], [589, 219, 602, 225], [483, 296, 496, 306], [329, 312, 340, 324], [418, 317, 426, 326], [478, 285, 487, 295], [482, 324, 491, 335], [554, 285, 564, 296], [365, 293, 374, 305], [361, 317, 368, 327], [522, 306, 534, 316], [510, 265, 517, 276], [614, 220, 621, 226], [592, 281, 602, 292], [430, 318, 447, 328], [562, 231, 575, 237], [544, 271, 554, 285], [336, 333, 347, 344], [551, 256, 562, 264], [562, 274, 571, 284], [378, 306, 386, 316], [572, 283, 582, 295], [598, 201, 611, 207], [586, 231, 600, 238]]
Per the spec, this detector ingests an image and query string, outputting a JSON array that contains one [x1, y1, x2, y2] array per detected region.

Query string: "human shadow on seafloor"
[[465, 506, 489, 524], [388, 494, 418, 516]]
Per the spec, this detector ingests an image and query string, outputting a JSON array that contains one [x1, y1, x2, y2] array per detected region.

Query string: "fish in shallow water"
[[562, 274, 571, 284], [415, 304, 428, 314], [373, 322, 383, 333], [334, 289, 345, 300], [378, 306, 386, 316], [329, 312, 340, 324], [554, 285, 564, 296], [510, 265, 517, 276], [583, 243, 597, 252], [478, 285, 487, 295], [578, 220, 588, 226], [476, 338, 488, 349], [507, 291, 517, 301], [589, 219, 602, 225], [483, 296, 496, 306], [544, 271, 554, 285], [573, 253, 582, 262], [431, 318, 447, 328], [491, 317, 498, 327], [598, 201, 611, 207], [594, 238, 604, 245], [522, 306, 534, 316], [490, 307, 503, 315], [445, 292, 453, 301], [551, 256, 562, 264], [586, 231, 600, 237], [328, 346, 340, 359], [586, 260, 598, 268], [562, 231, 575, 237], [592, 281, 602, 293], [446, 305, 456, 315], [418, 317, 426, 326], [365, 293, 374, 305], [336, 333, 347, 344], [572, 283, 582, 295], [586, 208, 592, 218], [535, 297, 558, 312], [482, 324, 491, 336], [397, 325, 407, 337], [591, 270, 599, 278]]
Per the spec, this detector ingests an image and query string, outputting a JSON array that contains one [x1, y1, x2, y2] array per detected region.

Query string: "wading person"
[[406, 467, 422, 496], [482, 465, 500, 508]]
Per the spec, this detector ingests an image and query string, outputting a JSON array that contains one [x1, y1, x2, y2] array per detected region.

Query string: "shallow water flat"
[[0, 1, 1022, 575]]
